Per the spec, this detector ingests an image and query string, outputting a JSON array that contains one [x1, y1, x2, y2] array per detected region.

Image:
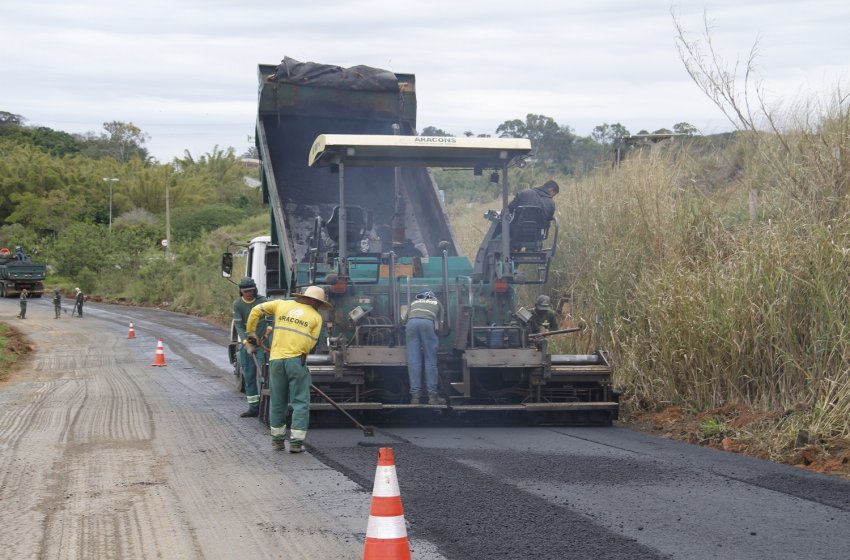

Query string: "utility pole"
[[102, 177, 119, 233], [165, 183, 171, 256]]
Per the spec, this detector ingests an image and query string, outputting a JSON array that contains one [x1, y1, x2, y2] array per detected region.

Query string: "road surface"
[[1, 297, 848, 559]]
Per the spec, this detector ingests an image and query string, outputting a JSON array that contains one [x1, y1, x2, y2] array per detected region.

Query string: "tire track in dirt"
[[0, 312, 202, 559]]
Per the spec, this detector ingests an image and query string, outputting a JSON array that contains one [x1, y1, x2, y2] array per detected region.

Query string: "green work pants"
[[269, 356, 311, 443], [237, 345, 266, 411]]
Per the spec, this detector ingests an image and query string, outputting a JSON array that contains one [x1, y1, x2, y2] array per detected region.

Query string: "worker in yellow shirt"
[[246, 286, 332, 453]]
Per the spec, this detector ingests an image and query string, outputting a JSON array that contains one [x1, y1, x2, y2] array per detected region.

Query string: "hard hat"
[[416, 290, 436, 300], [299, 285, 332, 309], [535, 294, 552, 310], [238, 277, 257, 290]]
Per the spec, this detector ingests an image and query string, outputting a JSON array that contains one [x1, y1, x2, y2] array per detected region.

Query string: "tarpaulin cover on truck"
[[270, 57, 399, 92]]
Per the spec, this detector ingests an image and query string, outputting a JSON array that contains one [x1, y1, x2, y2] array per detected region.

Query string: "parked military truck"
[[0, 251, 45, 298], [223, 57, 618, 424]]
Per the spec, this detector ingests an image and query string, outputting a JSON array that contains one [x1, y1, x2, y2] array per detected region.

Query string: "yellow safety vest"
[[246, 299, 323, 360]]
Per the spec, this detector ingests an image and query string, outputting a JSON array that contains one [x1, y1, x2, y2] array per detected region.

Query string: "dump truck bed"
[[0, 258, 46, 297], [256, 59, 458, 287]]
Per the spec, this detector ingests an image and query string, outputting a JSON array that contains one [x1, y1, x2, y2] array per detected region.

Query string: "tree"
[[0, 111, 25, 128], [420, 126, 451, 137], [173, 146, 255, 207], [592, 123, 631, 146], [495, 118, 527, 138], [76, 121, 150, 162], [103, 121, 150, 162], [0, 115, 79, 157], [673, 122, 699, 136], [496, 113, 577, 172], [241, 136, 259, 159], [6, 189, 82, 235]]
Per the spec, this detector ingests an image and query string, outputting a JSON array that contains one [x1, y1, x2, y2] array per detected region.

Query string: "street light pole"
[[102, 177, 119, 233]]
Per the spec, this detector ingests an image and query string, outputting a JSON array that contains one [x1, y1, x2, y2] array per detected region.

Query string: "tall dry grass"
[[550, 98, 850, 440]]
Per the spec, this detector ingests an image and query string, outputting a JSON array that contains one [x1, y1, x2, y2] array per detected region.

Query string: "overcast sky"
[[1, 0, 848, 162]]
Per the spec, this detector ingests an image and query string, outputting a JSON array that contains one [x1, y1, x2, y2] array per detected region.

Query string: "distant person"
[[231, 277, 268, 418], [53, 288, 62, 319], [15, 246, 25, 261], [507, 180, 559, 222], [528, 294, 559, 334], [405, 290, 444, 405], [74, 288, 85, 317], [17, 289, 28, 319], [246, 286, 331, 453]]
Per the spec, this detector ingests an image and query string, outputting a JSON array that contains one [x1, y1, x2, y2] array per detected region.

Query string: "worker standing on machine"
[[528, 294, 559, 334], [406, 290, 445, 405], [232, 277, 268, 418], [246, 286, 331, 453]]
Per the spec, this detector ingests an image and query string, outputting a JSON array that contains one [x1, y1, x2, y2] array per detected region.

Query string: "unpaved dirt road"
[[0, 298, 442, 560], [2, 297, 850, 560]]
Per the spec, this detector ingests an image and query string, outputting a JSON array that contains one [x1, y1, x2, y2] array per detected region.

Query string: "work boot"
[[240, 408, 259, 418], [271, 439, 285, 451], [410, 392, 421, 404], [289, 440, 305, 453], [428, 392, 446, 406]]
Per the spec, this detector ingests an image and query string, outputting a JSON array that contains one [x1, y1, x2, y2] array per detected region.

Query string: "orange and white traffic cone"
[[363, 447, 411, 560], [151, 338, 167, 367], [127, 322, 136, 339]]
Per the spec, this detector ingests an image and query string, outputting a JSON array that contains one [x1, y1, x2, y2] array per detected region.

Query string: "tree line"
[[0, 111, 265, 294], [421, 114, 700, 175]]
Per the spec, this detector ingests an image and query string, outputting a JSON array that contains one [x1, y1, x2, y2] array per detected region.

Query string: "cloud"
[[1, 0, 847, 161]]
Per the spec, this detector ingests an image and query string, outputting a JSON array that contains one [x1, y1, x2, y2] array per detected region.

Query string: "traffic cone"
[[151, 338, 167, 366], [127, 322, 136, 339], [363, 447, 411, 560]]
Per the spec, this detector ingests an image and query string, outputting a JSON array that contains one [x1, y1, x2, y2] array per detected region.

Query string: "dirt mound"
[[0, 324, 34, 381], [626, 404, 850, 480]]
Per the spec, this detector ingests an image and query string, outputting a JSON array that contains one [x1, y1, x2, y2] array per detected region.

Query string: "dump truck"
[[222, 57, 618, 425], [0, 251, 45, 298]]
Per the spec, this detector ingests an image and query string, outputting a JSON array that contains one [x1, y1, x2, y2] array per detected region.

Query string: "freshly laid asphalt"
[[309, 424, 850, 560]]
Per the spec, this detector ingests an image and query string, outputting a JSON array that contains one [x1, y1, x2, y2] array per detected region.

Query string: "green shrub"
[[171, 204, 247, 241]]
